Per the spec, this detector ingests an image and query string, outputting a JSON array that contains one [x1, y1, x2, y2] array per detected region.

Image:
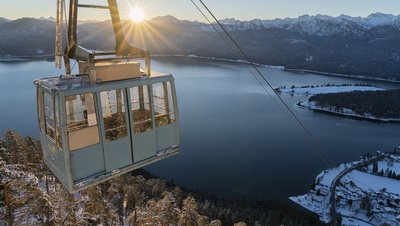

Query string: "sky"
[[1, 0, 400, 21]]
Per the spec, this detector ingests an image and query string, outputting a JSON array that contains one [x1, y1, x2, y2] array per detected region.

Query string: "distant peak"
[[219, 18, 241, 25], [0, 17, 10, 22], [365, 12, 397, 26], [367, 12, 395, 18], [150, 15, 180, 23], [38, 16, 56, 21], [298, 14, 311, 19]]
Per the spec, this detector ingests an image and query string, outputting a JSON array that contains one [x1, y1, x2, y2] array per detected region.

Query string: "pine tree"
[[123, 175, 147, 223], [197, 215, 209, 226], [372, 161, 378, 174], [388, 170, 393, 178], [158, 191, 180, 225], [107, 176, 125, 224], [133, 200, 155, 225], [83, 186, 118, 225], [24, 136, 43, 172], [49, 184, 85, 226], [172, 186, 183, 208], [144, 178, 167, 199], [4, 129, 28, 165], [179, 196, 202, 226], [132, 192, 180, 225], [0, 138, 7, 163], [0, 159, 54, 225], [209, 219, 223, 226]]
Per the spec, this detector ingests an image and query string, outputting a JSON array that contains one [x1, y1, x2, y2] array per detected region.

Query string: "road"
[[329, 153, 386, 225]]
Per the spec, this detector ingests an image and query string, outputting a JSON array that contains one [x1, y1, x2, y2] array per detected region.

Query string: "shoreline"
[[2, 53, 400, 84], [285, 68, 400, 84], [156, 54, 400, 84], [153, 54, 285, 69], [0, 54, 54, 62], [290, 152, 400, 225], [298, 100, 400, 123]]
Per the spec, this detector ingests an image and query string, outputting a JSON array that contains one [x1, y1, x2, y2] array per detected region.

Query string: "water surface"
[[1, 57, 399, 200]]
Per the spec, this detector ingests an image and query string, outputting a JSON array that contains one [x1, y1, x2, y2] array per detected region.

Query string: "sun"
[[129, 8, 145, 23]]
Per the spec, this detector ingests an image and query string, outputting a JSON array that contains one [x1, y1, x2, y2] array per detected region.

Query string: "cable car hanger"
[[35, 0, 180, 193], [62, 0, 151, 77]]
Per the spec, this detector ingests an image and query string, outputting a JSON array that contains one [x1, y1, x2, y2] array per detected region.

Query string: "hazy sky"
[[1, 0, 400, 21]]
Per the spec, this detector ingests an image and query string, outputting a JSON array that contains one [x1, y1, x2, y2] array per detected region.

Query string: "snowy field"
[[289, 161, 359, 223], [341, 170, 400, 196], [368, 160, 400, 175], [290, 154, 400, 225]]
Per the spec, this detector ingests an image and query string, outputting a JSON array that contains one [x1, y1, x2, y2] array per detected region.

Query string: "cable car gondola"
[[34, 0, 179, 193]]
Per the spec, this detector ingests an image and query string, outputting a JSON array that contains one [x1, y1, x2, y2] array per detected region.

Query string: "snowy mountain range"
[[154, 13, 400, 36], [224, 13, 399, 34], [1, 13, 400, 80]]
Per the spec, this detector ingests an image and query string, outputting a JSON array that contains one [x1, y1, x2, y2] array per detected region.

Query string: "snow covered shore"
[[278, 85, 400, 122], [298, 100, 400, 123], [290, 153, 400, 225], [153, 54, 285, 69], [278, 85, 383, 95]]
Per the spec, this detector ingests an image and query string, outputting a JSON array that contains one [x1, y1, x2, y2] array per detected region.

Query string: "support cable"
[[190, 1, 290, 116], [190, 0, 335, 168]]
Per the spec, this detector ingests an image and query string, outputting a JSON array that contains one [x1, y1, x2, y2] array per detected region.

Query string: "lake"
[[1, 56, 399, 200]]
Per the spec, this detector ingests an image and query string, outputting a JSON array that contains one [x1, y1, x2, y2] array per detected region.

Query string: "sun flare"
[[129, 8, 145, 23]]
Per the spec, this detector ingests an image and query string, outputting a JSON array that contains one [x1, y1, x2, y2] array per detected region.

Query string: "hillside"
[[0, 130, 323, 225], [1, 13, 400, 80], [0, 18, 54, 56]]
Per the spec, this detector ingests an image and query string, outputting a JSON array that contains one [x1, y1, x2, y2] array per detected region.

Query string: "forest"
[[309, 89, 400, 119], [0, 130, 324, 225], [2, 17, 400, 81]]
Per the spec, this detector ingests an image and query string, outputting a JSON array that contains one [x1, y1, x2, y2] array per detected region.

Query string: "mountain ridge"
[[1, 13, 400, 80]]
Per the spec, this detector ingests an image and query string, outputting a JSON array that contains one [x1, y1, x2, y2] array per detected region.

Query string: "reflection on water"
[[1, 57, 399, 200]]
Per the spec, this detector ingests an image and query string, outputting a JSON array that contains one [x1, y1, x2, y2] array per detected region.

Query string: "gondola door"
[[98, 89, 133, 172], [128, 85, 157, 162]]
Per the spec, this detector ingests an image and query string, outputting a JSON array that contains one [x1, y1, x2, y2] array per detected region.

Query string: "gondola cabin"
[[34, 68, 179, 193]]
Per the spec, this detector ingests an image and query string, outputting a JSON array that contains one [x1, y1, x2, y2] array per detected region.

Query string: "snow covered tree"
[[209, 219, 223, 226], [360, 196, 372, 217], [3, 129, 28, 165], [48, 184, 88, 226], [144, 178, 167, 199], [197, 214, 209, 226], [179, 196, 202, 226], [0, 159, 54, 225], [24, 136, 43, 172], [123, 175, 148, 223], [83, 186, 119, 225], [157, 191, 180, 225], [107, 176, 125, 224], [172, 186, 183, 208], [132, 191, 180, 225], [234, 222, 247, 226]]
